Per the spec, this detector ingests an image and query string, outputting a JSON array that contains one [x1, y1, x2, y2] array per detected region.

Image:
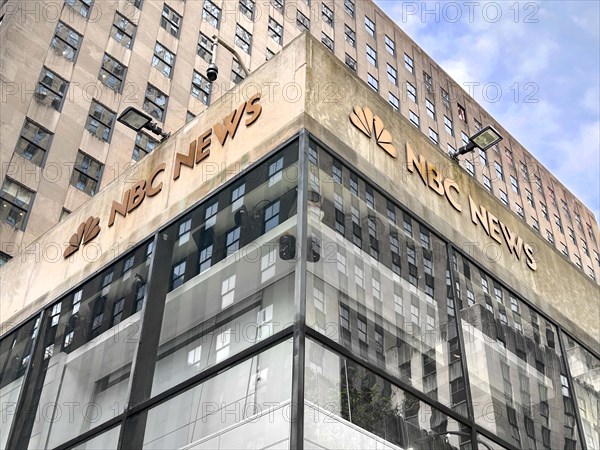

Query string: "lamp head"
[[206, 63, 219, 82]]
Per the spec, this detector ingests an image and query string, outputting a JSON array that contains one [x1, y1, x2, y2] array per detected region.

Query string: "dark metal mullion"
[[557, 327, 588, 450], [116, 230, 174, 449], [446, 243, 478, 450], [5, 310, 47, 450], [290, 129, 308, 450]]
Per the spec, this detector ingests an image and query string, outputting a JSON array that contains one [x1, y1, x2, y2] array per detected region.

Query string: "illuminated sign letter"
[[214, 102, 246, 145], [406, 143, 427, 186], [109, 190, 131, 227]]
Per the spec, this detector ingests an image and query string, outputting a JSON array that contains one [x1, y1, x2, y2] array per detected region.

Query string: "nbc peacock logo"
[[349, 105, 397, 158]]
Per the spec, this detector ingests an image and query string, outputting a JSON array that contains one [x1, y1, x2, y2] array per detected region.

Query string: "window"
[[457, 104, 466, 122], [239, 0, 254, 20], [483, 175, 492, 192], [500, 189, 508, 206], [546, 230, 554, 244], [364, 16, 375, 36], [404, 53, 414, 73], [574, 254, 582, 268], [264, 200, 280, 232], [409, 110, 419, 128], [516, 203, 524, 218], [178, 218, 192, 245], [349, 174, 358, 195], [235, 24, 252, 54], [387, 64, 397, 85], [111, 298, 125, 326], [85, 100, 115, 142], [152, 42, 175, 78], [344, 0, 354, 17], [0, 252, 12, 267], [51, 22, 81, 62], [474, 118, 482, 131], [132, 132, 157, 161], [447, 144, 456, 155], [534, 174, 543, 192], [526, 189, 534, 207], [389, 93, 399, 111], [70, 151, 103, 196], [494, 161, 504, 181], [0, 179, 34, 229], [339, 304, 350, 329], [532, 216, 539, 231], [428, 128, 438, 145], [441, 88, 450, 108], [202, 0, 221, 28], [366, 185, 374, 208], [161, 4, 181, 37], [555, 214, 563, 233], [297, 10, 310, 31], [34, 68, 67, 111], [14, 119, 52, 167], [143, 84, 168, 122], [479, 148, 487, 166], [465, 160, 474, 176], [321, 33, 334, 52], [363, 44, 377, 67], [385, 35, 395, 55], [345, 54, 356, 71], [268, 17, 283, 45], [231, 60, 245, 84], [171, 260, 186, 289], [322, 3, 333, 26], [197, 33, 213, 63], [367, 74, 378, 91], [271, 0, 284, 12], [423, 72, 433, 93], [226, 226, 241, 255], [190, 71, 212, 106], [268, 157, 283, 184], [406, 82, 417, 102], [328, 160, 341, 184], [510, 175, 520, 194], [569, 228, 577, 243], [344, 25, 355, 47], [425, 99, 435, 119], [540, 202, 548, 220], [65, 0, 93, 18], [99, 53, 126, 92], [444, 115, 454, 136], [581, 239, 589, 256], [111, 12, 136, 49]]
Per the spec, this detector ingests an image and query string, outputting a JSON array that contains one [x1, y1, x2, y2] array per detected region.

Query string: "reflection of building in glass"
[[1, 35, 598, 450]]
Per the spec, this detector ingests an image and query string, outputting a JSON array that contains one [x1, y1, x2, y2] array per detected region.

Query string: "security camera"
[[206, 63, 219, 82]]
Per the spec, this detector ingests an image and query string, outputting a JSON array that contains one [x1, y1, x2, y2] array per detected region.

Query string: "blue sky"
[[375, 0, 600, 221]]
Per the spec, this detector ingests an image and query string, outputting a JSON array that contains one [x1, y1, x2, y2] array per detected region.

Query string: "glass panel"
[[71, 425, 121, 449], [142, 339, 292, 449], [306, 141, 467, 417], [147, 141, 299, 399], [477, 434, 509, 450], [454, 250, 582, 449], [21, 241, 152, 448], [564, 334, 600, 450], [305, 339, 472, 450], [0, 317, 40, 449]]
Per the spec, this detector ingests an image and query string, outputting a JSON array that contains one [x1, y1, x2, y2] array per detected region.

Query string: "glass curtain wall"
[[563, 334, 600, 449], [1, 134, 598, 450], [453, 249, 582, 450]]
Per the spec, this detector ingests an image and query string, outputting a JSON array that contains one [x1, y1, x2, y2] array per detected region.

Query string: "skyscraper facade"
[[0, 0, 598, 284], [0, 35, 598, 450]]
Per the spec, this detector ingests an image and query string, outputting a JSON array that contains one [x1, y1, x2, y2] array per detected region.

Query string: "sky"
[[375, 0, 600, 221]]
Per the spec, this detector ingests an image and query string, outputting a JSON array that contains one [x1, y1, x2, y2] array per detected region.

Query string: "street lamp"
[[452, 126, 503, 159], [117, 107, 171, 141], [206, 34, 250, 82]]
